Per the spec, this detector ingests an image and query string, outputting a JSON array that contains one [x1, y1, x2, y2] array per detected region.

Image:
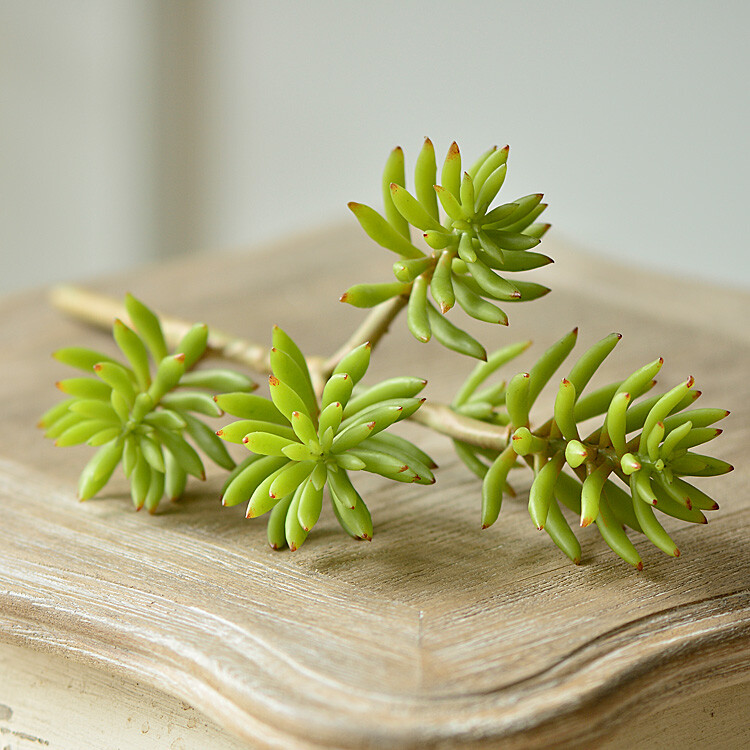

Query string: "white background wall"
[[2, 0, 748, 294]]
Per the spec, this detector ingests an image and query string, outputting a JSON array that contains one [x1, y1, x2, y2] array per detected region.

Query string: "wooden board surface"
[[1, 224, 749, 748]]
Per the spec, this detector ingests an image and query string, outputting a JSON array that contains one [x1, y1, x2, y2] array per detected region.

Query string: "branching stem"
[[50, 285, 273, 374], [51, 285, 508, 449], [410, 401, 508, 451], [322, 295, 409, 378]]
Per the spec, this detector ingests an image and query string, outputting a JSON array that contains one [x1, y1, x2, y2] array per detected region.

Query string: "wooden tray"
[[1, 225, 748, 748]]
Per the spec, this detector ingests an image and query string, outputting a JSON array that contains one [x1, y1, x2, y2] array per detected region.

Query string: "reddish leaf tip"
[[673, 548, 681, 557], [339, 293, 349, 303], [636, 561, 644, 571]]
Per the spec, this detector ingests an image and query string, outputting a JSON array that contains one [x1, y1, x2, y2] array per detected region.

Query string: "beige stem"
[[51, 285, 510, 450], [49, 285, 273, 375], [410, 401, 508, 451], [322, 295, 409, 378]]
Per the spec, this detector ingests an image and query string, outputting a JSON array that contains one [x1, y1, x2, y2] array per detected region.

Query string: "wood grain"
[[0, 224, 748, 748]]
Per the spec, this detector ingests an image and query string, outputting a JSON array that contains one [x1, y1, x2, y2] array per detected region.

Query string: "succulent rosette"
[[40, 294, 256, 511], [216, 327, 435, 550], [344, 138, 552, 359], [452, 330, 731, 568]]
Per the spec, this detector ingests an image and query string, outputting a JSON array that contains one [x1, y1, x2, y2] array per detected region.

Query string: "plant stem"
[[50, 285, 274, 374], [410, 401, 508, 451], [50, 285, 508, 451], [321, 295, 409, 378]]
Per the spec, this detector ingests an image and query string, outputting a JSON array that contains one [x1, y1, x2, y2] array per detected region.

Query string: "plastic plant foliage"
[[42, 139, 733, 569], [344, 138, 551, 360], [40, 293, 255, 512], [216, 327, 433, 550], [445, 330, 730, 568]]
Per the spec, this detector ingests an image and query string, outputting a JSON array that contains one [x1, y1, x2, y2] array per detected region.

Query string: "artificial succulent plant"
[[42, 139, 733, 568]]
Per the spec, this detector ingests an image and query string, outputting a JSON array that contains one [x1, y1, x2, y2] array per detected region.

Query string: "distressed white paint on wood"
[[0, 641, 250, 750], [0, 225, 748, 748]]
